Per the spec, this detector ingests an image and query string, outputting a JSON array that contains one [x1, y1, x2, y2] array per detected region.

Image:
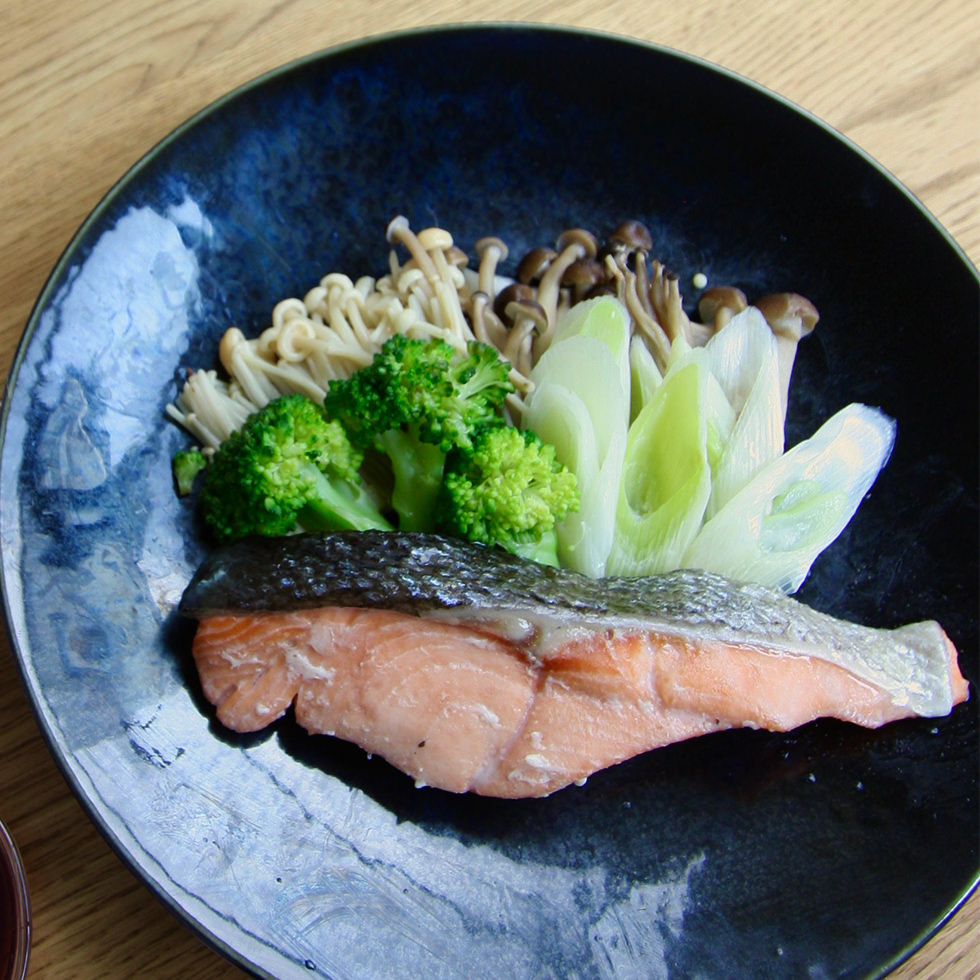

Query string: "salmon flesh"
[[179, 531, 969, 798]]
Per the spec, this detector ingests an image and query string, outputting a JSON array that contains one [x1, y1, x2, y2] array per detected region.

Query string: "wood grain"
[[0, 1, 976, 977]]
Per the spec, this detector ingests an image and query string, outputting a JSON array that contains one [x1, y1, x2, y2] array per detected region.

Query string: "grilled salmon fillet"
[[182, 532, 969, 798]]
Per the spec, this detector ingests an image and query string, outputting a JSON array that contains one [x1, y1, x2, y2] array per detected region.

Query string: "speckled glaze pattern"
[[0, 25, 976, 980]]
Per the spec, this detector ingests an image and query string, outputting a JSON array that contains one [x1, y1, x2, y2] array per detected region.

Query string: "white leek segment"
[[551, 295, 631, 399], [605, 340, 741, 577], [522, 294, 895, 594], [524, 297, 631, 577], [683, 403, 897, 593], [523, 379, 626, 578], [628, 333, 663, 421], [698, 306, 785, 516]]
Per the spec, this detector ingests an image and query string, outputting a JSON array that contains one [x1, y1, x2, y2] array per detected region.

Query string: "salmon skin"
[[180, 531, 969, 798]]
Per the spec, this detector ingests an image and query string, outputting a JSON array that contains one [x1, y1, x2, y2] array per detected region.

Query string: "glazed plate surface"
[[1, 24, 977, 980]]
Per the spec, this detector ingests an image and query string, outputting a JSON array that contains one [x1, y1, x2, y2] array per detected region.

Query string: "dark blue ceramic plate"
[[1, 24, 976, 980]]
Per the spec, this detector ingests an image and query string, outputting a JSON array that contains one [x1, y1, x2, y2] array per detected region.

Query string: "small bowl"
[[0, 817, 30, 980]]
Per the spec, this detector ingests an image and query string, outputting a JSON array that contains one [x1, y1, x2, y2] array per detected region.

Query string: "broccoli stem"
[[376, 426, 446, 532], [505, 528, 561, 568], [297, 466, 394, 533]]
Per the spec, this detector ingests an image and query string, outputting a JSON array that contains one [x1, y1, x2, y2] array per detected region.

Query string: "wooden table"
[[0, 2, 976, 977]]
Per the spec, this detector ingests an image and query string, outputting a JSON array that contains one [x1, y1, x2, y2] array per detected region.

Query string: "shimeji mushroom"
[[604, 220, 686, 346], [597, 220, 715, 370], [493, 281, 536, 323], [474, 236, 509, 299], [170, 215, 826, 465], [502, 294, 549, 381], [380, 219, 818, 414], [516, 245, 558, 287], [301, 274, 381, 356], [603, 248, 673, 370], [561, 256, 608, 303], [386, 215, 441, 282], [755, 292, 820, 419], [218, 326, 328, 407], [469, 290, 509, 350], [416, 226, 469, 288], [535, 228, 600, 332], [697, 285, 748, 334], [414, 225, 474, 346], [647, 260, 697, 347], [607, 219, 653, 253], [166, 367, 254, 449]]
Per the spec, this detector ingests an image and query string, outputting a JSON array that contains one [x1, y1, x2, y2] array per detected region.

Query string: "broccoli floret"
[[172, 447, 207, 496], [320, 337, 420, 449], [325, 335, 513, 449], [438, 425, 580, 566], [407, 338, 515, 453], [322, 335, 514, 529], [198, 393, 392, 542]]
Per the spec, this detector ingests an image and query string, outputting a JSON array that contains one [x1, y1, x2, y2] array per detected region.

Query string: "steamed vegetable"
[[170, 219, 894, 594], [321, 333, 515, 530], [628, 334, 663, 421], [186, 336, 578, 565], [438, 425, 580, 567], [323, 333, 514, 455], [523, 298, 631, 577], [172, 447, 207, 497], [604, 358, 721, 576], [198, 394, 393, 541], [520, 295, 895, 591], [683, 403, 896, 592], [693, 306, 785, 516]]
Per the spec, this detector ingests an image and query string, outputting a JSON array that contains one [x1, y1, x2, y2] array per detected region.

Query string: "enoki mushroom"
[[167, 216, 816, 451]]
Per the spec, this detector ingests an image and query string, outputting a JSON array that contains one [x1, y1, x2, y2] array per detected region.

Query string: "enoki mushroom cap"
[[218, 326, 248, 375], [415, 226, 454, 252]]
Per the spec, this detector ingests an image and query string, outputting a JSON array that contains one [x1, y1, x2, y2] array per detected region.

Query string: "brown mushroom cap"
[[607, 220, 653, 252], [516, 247, 558, 284], [697, 285, 748, 326], [502, 296, 549, 374], [585, 281, 617, 300], [754, 293, 820, 340], [533, 229, 601, 331], [493, 282, 536, 323], [443, 245, 469, 269], [503, 295, 549, 327], [561, 257, 607, 290], [555, 228, 599, 258], [754, 293, 820, 421]]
